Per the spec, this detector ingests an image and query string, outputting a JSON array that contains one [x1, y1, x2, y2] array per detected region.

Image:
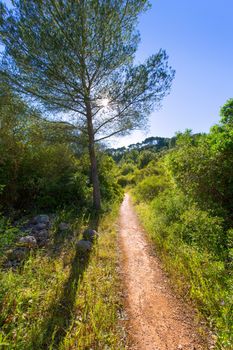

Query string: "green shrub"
[[134, 175, 167, 202], [150, 189, 188, 224], [98, 154, 124, 205], [0, 215, 22, 258], [178, 207, 225, 256], [120, 163, 136, 176], [117, 175, 129, 188], [138, 150, 155, 168]]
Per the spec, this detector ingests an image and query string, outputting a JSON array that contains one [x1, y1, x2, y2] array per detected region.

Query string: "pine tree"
[[0, 0, 175, 210]]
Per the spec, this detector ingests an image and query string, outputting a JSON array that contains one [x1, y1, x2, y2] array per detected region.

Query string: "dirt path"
[[119, 194, 210, 350]]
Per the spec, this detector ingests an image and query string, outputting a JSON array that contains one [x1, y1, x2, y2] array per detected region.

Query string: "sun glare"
[[101, 98, 109, 107]]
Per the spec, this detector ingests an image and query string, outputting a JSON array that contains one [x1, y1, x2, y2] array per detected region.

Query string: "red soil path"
[[119, 194, 211, 350]]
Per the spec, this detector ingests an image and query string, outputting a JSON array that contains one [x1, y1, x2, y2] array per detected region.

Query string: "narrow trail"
[[119, 194, 209, 350]]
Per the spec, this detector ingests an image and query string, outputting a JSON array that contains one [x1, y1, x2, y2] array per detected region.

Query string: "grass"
[[133, 199, 233, 350], [0, 205, 125, 350], [0, 216, 22, 260], [60, 206, 125, 349]]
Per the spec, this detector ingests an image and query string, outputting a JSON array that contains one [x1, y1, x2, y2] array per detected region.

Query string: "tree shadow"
[[27, 211, 101, 349], [34, 246, 90, 349], [89, 215, 100, 231], [48, 229, 77, 259], [48, 207, 101, 259]]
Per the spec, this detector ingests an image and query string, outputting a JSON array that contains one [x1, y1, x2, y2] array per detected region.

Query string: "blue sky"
[[2, 0, 233, 147], [116, 0, 233, 146]]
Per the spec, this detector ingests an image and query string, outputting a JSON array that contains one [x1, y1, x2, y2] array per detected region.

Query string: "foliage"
[[138, 149, 156, 168], [134, 175, 167, 202], [178, 207, 225, 256], [220, 98, 233, 125], [98, 154, 124, 205], [0, 104, 87, 210], [107, 136, 174, 163], [0, 86, 121, 212], [0, 215, 22, 258], [0, 0, 174, 139], [164, 127, 233, 224], [120, 163, 137, 176]]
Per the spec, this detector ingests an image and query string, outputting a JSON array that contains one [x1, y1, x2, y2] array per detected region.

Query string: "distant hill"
[[106, 136, 176, 162]]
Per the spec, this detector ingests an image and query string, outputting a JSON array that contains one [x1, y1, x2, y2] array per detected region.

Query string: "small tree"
[[220, 98, 233, 124], [0, 0, 175, 210]]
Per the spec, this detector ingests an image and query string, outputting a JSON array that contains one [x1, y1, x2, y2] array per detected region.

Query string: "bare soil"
[[119, 194, 211, 350]]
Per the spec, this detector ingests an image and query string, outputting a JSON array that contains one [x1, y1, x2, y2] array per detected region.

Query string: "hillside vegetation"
[[117, 99, 233, 349]]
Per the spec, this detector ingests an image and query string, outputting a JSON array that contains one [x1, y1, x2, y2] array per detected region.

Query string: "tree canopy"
[[0, 0, 175, 209]]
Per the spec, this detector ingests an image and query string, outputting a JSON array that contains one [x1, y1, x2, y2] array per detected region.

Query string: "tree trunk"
[[85, 100, 101, 211]]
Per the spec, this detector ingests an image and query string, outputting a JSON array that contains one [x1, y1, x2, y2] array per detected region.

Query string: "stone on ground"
[[19, 235, 37, 248], [77, 239, 92, 252], [83, 228, 99, 242]]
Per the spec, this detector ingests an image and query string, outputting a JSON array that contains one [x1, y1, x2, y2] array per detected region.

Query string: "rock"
[[6, 247, 29, 261], [34, 229, 49, 246], [33, 223, 48, 231], [35, 229, 49, 238], [4, 260, 14, 268], [32, 214, 50, 225], [20, 225, 33, 233], [58, 222, 69, 231], [77, 239, 92, 252], [4, 260, 19, 268], [19, 235, 37, 248], [37, 239, 50, 248], [82, 229, 99, 242]]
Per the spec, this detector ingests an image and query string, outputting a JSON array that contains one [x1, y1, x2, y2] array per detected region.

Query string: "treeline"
[[0, 85, 122, 214], [107, 135, 176, 162], [118, 99, 233, 349]]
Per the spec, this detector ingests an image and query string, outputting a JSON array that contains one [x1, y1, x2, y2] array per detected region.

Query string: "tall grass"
[[0, 206, 125, 349]]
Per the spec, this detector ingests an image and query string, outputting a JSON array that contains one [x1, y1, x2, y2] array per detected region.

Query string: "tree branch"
[[95, 127, 127, 142]]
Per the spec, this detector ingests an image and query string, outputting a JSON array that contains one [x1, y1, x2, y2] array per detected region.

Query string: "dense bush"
[[119, 163, 136, 176], [138, 150, 156, 168], [98, 154, 123, 205], [0, 88, 122, 212], [178, 206, 225, 255], [0, 215, 22, 258], [134, 175, 167, 202], [164, 124, 233, 224], [149, 191, 225, 257]]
